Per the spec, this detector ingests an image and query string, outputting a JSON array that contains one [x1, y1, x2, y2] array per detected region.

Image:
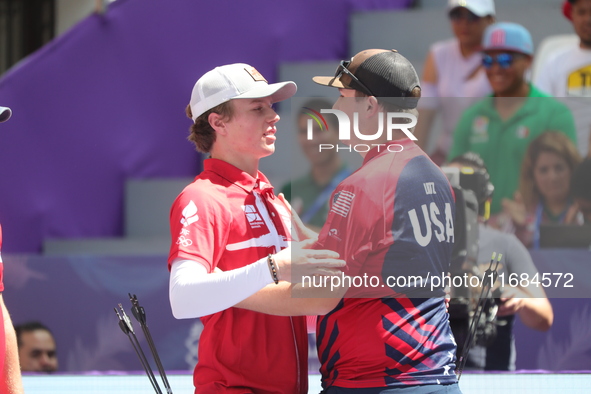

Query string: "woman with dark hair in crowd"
[[501, 131, 583, 248]]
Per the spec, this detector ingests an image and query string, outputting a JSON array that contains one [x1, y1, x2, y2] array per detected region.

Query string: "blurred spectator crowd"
[[416, 0, 591, 249]]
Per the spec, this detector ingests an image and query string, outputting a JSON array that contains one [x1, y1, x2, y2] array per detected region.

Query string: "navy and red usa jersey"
[[315, 139, 458, 389], [168, 159, 308, 394]]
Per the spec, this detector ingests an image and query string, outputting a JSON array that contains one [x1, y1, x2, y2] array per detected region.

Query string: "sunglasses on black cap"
[[334, 60, 374, 96]]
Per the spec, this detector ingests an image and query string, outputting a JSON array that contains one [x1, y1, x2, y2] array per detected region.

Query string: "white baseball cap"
[[0, 106, 11, 123], [448, 0, 496, 17], [189, 63, 297, 121]]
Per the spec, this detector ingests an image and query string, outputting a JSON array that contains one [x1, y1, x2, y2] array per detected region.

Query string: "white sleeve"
[[533, 55, 556, 96], [169, 257, 274, 319]]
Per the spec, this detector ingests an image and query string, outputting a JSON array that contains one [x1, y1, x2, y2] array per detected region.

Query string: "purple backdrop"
[[3, 253, 196, 372], [0, 0, 412, 253]]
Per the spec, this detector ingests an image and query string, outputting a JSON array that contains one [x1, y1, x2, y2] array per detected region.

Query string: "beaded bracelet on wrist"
[[267, 254, 279, 284]]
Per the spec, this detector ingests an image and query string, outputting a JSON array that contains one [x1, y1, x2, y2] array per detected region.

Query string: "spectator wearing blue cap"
[[449, 22, 577, 225]]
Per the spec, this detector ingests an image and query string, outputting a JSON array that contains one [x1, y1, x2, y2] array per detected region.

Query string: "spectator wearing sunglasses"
[[534, 0, 591, 158], [448, 22, 577, 220], [414, 0, 495, 165]]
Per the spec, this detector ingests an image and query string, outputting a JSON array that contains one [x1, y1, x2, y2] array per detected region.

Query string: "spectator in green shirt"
[[449, 22, 577, 216]]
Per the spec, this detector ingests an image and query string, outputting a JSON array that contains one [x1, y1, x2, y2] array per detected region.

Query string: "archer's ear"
[[208, 112, 227, 136], [366, 96, 380, 117]]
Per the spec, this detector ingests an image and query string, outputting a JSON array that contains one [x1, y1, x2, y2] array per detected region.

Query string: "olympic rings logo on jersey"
[[176, 236, 193, 247]]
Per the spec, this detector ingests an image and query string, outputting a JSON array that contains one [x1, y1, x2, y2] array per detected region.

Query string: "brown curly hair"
[[185, 101, 234, 153], [519, 131, 582, 210]]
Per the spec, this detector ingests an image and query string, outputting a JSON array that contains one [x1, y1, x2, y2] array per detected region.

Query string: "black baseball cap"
[[313, 49, 421, 109], [0, 106, 11, 123]]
